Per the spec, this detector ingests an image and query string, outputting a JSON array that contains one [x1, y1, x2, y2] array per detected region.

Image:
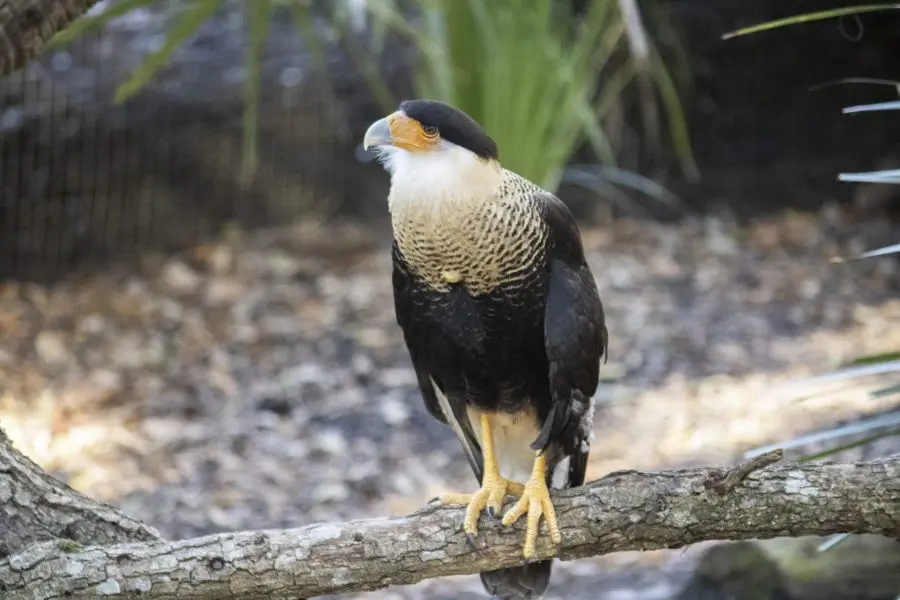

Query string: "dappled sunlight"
[[585, 360, 900, 482], [0, 402, 152, 500]]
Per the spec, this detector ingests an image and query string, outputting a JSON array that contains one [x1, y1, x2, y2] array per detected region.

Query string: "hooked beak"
[[363, 116, 394, 150]]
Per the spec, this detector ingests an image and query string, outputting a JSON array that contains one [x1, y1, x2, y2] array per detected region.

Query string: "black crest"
[[399, 99, 498, 160]]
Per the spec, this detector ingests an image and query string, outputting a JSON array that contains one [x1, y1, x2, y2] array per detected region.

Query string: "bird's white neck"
[[378, 145, 504, 216]]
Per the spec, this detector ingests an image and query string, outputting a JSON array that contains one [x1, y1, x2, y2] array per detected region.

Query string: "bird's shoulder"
[[498, 169, 607, 379], [499, 170, 587, 267]]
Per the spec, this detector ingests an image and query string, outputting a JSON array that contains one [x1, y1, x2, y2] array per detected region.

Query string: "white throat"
[[374, 144, 503, 214]]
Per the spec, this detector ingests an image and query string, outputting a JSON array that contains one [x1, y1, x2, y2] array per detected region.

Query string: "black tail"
[[479, 560, 553, 600]]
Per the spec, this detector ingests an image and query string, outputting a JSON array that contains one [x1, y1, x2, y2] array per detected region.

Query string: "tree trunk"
[[0, 0, 100, 76], [0, 428, 159, 558]]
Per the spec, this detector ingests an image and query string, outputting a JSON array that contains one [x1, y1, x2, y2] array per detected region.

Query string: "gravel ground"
[[2, 206, 900, 599]]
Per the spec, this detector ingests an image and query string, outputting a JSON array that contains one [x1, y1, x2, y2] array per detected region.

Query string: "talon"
[[442, 476, 516, 544], [501, 452, 561, 559], [487, 488, 507, 519], [442, 413, 523, 547], [466, 532, 478, 550]]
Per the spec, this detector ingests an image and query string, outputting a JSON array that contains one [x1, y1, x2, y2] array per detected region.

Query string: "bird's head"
[[363, 99, 501, 200]]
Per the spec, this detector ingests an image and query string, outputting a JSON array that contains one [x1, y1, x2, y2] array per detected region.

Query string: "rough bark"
[[1, 448, 898, 600], [0, 428, 160, 557], [0, 0, 99, 76]]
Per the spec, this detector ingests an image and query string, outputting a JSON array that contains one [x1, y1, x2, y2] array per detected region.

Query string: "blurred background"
[[2, 0, 900, 598]]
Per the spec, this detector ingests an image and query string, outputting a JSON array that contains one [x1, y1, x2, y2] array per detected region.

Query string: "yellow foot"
[[501, 453, 561, 559], [440, 477, 524, 545]]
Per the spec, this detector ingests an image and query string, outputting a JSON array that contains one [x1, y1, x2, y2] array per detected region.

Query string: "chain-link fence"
[[3, 0, 900, 282], [0, 2, 406, 282]]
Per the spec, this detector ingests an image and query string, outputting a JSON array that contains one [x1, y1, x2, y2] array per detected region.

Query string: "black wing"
[[391, 242, 485, 481], [531, 192, 608, 487]]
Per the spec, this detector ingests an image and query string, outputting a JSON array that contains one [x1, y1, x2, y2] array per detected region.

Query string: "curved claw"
[[466, 532, 478, 550], [501, 454, 561, 559], [439, 475, 522, 548]]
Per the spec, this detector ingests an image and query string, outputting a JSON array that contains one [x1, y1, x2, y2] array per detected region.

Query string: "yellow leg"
[[439, 413, 524, 544], [500, 451, 561, 559]]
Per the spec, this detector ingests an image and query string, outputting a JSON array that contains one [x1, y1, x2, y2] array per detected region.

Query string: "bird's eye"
[[423, 125, 439, 137]]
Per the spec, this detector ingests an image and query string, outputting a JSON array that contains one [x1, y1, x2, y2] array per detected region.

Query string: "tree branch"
[[0, 428, 160, 557], [0, 0, 100, 77], [3, 450, 898, 600]]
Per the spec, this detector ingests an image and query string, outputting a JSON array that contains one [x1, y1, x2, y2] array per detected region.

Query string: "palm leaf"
[[744, 410, 900, 459], [45, 0, 162, 50], [721, 4, 900, 40], [848, 351, 900, 367], [832, 242, 900, 262], [838, 170, 900, 184], [723, 3, 900, 558], [113, 0, 225, 104], [844, 100, 900, 114], [797, 426, 900, 462], [870, 383, 900, 398], [239, 0, 274, 187], [288, 0, 339, 109], [361, 0, 694, 197], [788, 360, 900, 387]]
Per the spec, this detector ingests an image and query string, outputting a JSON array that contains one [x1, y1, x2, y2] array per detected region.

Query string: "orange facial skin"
[[385, 112, 441, 152]]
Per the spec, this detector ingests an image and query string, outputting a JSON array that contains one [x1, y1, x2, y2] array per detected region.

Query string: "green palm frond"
[[726, 8, 900, 514], [838, 169, 900, 184], [843, 100, 900, 113], [744, 350, 900, 558], [44, 0, 337, 184], [359, 0, 694, 201], [239, 0, 273, 188], [113, 0, 225, 104], [848, 351, 900, 367], [45, 0, 162, 50], [42, 0, 693, 202], [721, 4, 900, 40], [833, 242, 900, 262]]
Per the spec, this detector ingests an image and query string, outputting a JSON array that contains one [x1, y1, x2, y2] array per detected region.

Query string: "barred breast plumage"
[[391, 170, 549, 295]]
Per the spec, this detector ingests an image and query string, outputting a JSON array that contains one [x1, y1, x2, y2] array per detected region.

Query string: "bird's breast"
[[392, 199, 548, 296]]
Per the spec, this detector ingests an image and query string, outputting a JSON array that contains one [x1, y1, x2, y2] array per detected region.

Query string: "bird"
[[363, 99, 608, 600]]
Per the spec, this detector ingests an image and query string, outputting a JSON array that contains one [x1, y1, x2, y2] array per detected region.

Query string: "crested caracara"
[[364, 99, 608, 600]]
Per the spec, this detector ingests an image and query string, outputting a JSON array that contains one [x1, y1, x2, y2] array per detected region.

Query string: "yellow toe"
[[441, 475, 520, 538], [501, 454, 561, 559], [439, 492, 473, 505]]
